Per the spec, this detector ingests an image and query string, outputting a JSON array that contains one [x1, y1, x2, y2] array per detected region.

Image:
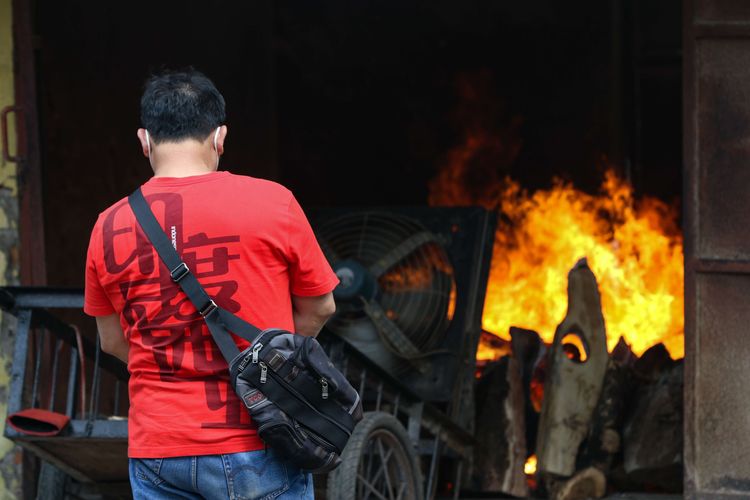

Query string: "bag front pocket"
[[257, 421, 336, 472]]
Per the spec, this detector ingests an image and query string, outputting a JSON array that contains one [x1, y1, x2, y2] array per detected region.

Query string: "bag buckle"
[[199, 299, 218, 317], [170, 263, 190, 282]]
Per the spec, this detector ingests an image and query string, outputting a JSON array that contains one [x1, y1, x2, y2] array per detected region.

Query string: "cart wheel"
[[36, 461, 67, 500], [327, 411, 424, 500]]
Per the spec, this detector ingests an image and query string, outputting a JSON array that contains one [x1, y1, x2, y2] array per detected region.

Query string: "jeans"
[[129, 450, 314, 499]]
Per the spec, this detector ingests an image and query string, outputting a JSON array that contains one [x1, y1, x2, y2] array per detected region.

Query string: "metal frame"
[[1, 287, 128, 483], [322, 332, 475, 500]]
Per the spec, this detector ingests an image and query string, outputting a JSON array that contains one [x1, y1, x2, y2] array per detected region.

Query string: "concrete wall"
[[0, 0, 22, 497]]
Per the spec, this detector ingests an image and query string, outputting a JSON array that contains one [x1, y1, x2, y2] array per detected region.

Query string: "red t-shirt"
[[84, 171, 339, 458]]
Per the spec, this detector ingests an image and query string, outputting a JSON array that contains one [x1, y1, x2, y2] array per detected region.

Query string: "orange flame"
[[430, 74, 683, 360], [525, 454, 538, 475], [431, 167, 684, 359]]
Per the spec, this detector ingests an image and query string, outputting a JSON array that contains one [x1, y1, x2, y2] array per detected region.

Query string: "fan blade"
[[368, 232, 438, 278], [361, 299, 423, 360], [381, 291, 447, 335]]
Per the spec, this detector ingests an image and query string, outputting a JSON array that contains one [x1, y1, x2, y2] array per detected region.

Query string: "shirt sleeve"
[[83, 219, 116, 316], [286, 194, 340, 296]]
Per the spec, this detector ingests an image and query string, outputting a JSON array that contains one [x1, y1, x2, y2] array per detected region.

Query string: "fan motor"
[[333, 260, 378, 302]]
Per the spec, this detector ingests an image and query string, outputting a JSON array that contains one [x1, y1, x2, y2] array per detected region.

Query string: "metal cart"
[[1, 287, 130, 498]]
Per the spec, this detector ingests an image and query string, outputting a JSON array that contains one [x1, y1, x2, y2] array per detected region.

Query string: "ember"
[[525, 454, 538, 475]]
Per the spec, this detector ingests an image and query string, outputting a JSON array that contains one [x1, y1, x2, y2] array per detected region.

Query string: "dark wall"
[[275, 1, 618, 203], [275, 0, 682, 203], [35, 0, 276, 286], [33, 0, 681, 287]]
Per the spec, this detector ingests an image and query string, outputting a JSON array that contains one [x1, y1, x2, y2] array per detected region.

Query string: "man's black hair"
[[140, 68, 226, 143]]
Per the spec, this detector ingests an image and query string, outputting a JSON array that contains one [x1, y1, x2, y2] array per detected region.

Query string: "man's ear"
[[136, 129, 150, 158], [216, 125, 228, 155]]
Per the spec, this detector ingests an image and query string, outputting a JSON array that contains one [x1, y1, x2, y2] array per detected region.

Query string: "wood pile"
[[471, 259, 683, 499]]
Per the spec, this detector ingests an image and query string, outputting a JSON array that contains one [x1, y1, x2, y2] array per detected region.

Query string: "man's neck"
[[149, 141, 218, 178], [152, 163, 216, 178]]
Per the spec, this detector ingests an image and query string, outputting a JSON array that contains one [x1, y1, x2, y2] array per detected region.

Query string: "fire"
[[525, 454, 538, 475], [431, 167, 684, 359], [429, 74, 683, 359]]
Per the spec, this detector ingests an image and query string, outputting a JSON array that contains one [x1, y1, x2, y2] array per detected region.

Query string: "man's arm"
[[292, 292, 336, 337], [95, 314, 129, 364]]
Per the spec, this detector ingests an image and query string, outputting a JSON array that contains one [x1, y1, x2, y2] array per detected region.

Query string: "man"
[[84, 69, 338, 499]]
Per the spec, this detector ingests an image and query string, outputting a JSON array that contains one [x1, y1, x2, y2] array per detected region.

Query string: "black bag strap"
[[128, 188, 262, 362]]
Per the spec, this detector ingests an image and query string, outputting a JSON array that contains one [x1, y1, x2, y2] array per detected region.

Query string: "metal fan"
[[316, 212, 457, 376]]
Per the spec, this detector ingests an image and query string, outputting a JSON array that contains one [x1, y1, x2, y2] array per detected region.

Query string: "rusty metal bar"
[[65, 347, 78, 417], [407, 401, 423, 447], [420, 403, 475, 459], [87, 335, 103, 434], [359, 367, 367, 400], [47, 338, 62, 411], [0, 106, 21, 163], [425, 431, 441, 500], [30, 307, 126, 381], [452, 459, 463, 500], [375, 380, 383, 412], [30, 329, 45, 407], [8, 309, 32, 416]]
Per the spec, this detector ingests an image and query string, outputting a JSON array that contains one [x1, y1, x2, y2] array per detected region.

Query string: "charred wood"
[[472, 355, 528, 497], [577, 359, 634, 474], [510, 326, 544, 455], [611, 336, 637, 367], [510, 326, 543, 383], [620, 361, 683, 493], [632, 343, 675, 382], [480, 329, 512, 354]]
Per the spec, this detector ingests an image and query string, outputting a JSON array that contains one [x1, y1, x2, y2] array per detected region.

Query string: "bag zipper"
[[300, 337, 359, 413], [260, 362, 268, 384], [308, 427, 335, 450], [233, 329, 280, 374], [252, 342, 263, 364], [257, 421, 304, 449], [265, 366, 352, 437]]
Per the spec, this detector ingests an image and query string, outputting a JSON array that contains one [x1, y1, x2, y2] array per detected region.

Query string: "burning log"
[[611, 336, 636, 367], [510, 326, 544, 454], [632, 342, 675, 381], [535, 259, 609, 478], [472, 355, 528, 497]]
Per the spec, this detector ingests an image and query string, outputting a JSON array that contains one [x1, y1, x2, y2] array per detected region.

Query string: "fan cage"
[[317, 212, 456, 353]]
